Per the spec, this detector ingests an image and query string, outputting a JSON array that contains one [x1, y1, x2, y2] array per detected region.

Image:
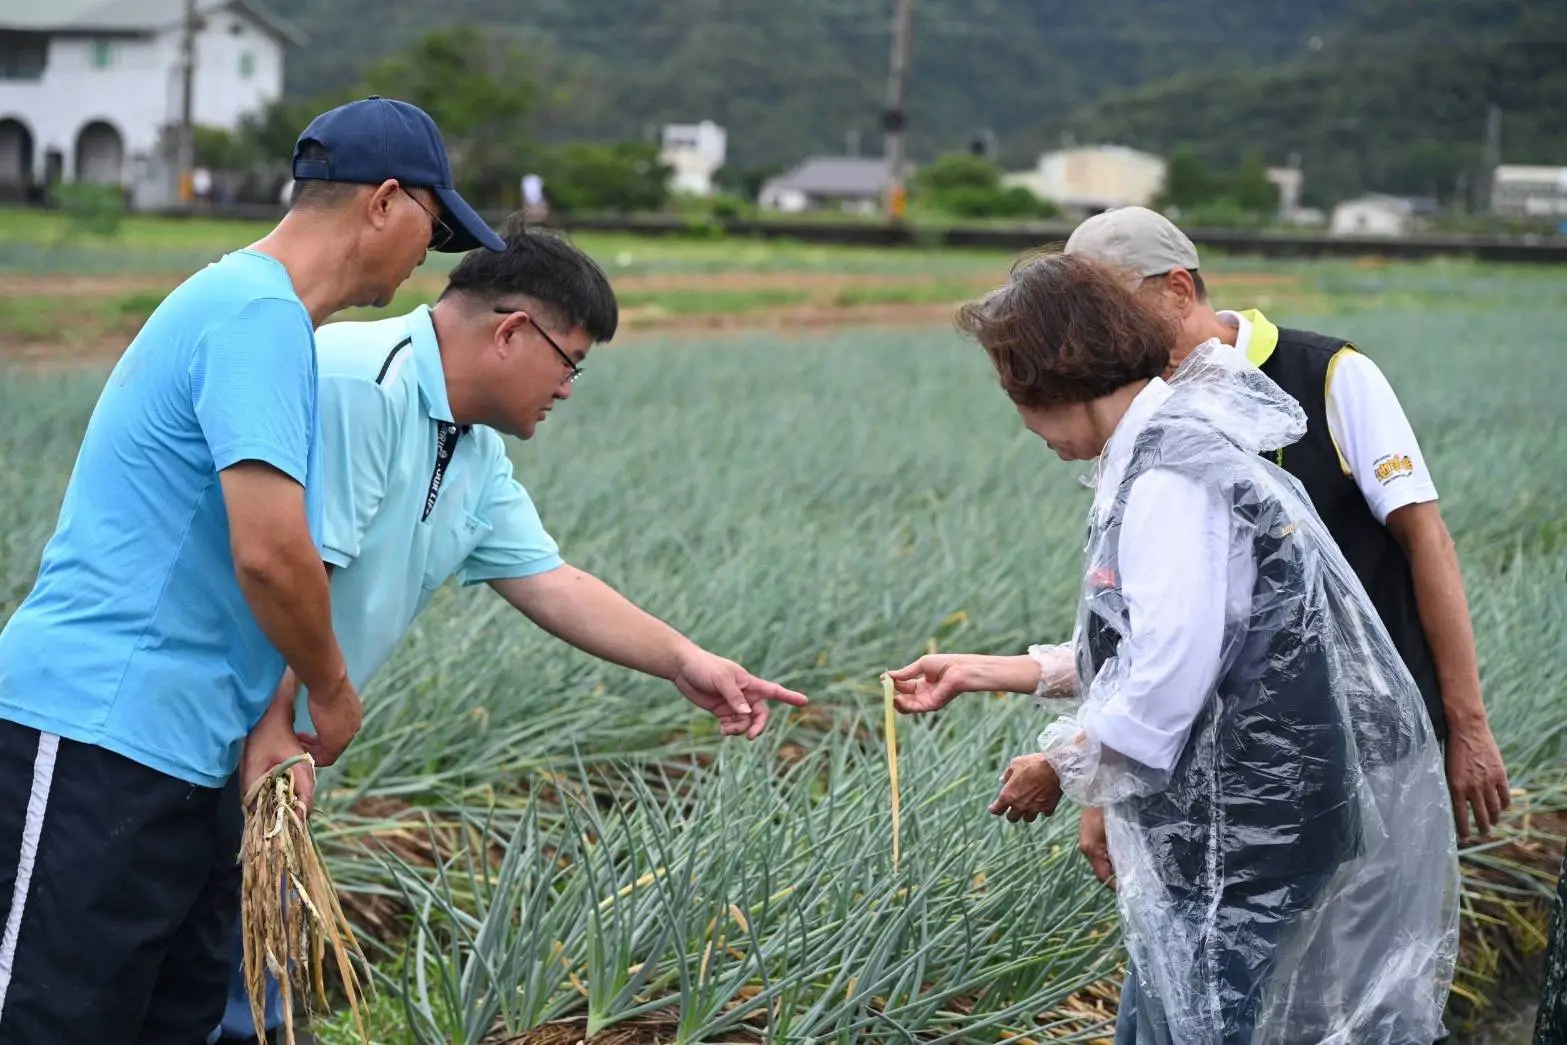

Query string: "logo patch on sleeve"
[[1373, 453, 1414, 485]]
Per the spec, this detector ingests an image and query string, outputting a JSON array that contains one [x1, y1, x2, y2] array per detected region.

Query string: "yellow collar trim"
[[1238, 308, 1279, 367]]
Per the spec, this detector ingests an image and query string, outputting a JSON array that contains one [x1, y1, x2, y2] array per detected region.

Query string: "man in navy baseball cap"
[[0, 96, 508, 1045], [290, 95, 505, 254]]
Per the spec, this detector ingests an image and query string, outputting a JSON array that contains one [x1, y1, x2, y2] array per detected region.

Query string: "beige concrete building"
[[1003, 145, 1166, 210]]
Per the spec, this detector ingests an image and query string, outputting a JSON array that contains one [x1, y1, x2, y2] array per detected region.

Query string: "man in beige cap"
[[1064, 205, 1508, 878]]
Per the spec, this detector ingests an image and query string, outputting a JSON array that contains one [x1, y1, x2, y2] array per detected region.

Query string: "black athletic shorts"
[[0, 716, 242, 1045]]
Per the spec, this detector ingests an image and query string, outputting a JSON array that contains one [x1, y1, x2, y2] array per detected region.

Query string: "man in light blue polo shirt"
[[210, 217, 810, 1044], [0, 96, 505, 1044]]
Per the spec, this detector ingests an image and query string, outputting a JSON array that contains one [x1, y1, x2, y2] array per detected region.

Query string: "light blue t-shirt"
[[0, 248, 322, 788], [310, 305, 562, 695]]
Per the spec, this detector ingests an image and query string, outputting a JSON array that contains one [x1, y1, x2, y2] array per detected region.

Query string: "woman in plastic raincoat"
[[889, 252, 1461, 1045]]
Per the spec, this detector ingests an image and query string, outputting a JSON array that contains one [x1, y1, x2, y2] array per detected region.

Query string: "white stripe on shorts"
[[0, 731, 59, 1018]]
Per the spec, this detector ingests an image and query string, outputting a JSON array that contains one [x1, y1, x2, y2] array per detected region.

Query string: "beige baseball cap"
[[1063, 206, 1200, 278]]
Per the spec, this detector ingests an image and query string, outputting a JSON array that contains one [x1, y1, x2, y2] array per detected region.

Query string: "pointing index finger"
[[744, 678, 810, 707]]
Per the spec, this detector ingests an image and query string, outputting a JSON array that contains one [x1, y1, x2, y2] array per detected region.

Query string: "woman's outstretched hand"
[[885, 653, 1048, 714], [885, 654, 984, 714]]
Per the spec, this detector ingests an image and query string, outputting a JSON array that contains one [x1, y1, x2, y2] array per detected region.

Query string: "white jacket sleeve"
[[1040, 467, 1233, 806]]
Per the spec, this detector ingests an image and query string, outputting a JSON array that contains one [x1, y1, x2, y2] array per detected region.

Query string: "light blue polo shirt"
[[0, 249, 322, 788], [309, 305, 563, 695]]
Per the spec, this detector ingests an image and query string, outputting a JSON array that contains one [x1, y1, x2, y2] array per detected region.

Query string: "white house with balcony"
[[0, 0, 303, 204], [659, 120, 726, 197]]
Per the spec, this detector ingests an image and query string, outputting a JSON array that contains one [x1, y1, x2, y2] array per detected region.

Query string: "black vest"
[[1257, 327, 1447, 742]]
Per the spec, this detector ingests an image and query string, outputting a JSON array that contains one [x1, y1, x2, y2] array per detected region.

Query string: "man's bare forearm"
[[221, 463, 349, 697], [245, 671, 297, 741], [490, 565, 697, 680], [1390, 503, 1486, 729], [237, 559, 347, 696]]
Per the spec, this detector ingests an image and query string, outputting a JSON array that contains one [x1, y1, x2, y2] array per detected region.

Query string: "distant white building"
[[759, 157, 907, 215], [1266, 165, 1302, 215], [1265, 164, 1325, 226], [0, 0, 303, 204], [1003, 145, 1166, 210], [1329, 194, 1423, 237], [1490, 164, 1567, 218], [659, 120, 726, 197]]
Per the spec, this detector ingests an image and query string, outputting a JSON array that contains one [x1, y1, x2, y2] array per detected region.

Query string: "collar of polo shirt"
[[408, 304, 457, 424], [1220, 308, 1281, 368]]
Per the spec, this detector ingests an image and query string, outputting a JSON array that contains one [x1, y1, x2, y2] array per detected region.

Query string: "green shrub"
[[50, 182, 125, 238], [935, 185, 1060, 220], [709, 193, 751, 221], [908, 153, 1060, 221], [541, 142, 673, 214]]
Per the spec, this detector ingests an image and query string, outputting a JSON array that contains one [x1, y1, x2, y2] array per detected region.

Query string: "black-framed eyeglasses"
[[399, 184, 454, 251], [493, 307, 582, 383]]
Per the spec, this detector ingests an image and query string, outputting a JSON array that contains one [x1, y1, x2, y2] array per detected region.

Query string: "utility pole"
[[881, 0, 913, 220], [1478, 103, 1501, 214], [177, 0, 197, 204]]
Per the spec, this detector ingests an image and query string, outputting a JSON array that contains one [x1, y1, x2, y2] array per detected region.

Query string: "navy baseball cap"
[[291, 96, 504, 253]]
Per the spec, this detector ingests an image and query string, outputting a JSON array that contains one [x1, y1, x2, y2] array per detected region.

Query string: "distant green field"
[[5, 206, 1567, 370], [0, 205, 1013, 279], [2, 266, 1564, 1042]]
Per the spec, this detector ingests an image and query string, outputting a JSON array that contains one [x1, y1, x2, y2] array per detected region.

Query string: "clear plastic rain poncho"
[[1030, 340, 1461, 1045]]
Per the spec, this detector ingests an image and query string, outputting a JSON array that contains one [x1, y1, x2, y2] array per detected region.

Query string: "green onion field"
[[1, 208, 1564, 1044]]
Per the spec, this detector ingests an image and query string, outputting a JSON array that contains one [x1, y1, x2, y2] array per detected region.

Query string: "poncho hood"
[[1164, 337, 1306, 456]]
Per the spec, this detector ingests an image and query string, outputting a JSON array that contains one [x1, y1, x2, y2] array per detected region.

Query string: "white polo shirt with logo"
[[309, 304, 563, 695], [1224, 308, 1439, 525]]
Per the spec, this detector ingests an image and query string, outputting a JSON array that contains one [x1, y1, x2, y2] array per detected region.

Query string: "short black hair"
[[288, 140, 364, 210], [440, 215, 619, 343], [1138, 268, 1208, 302]]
